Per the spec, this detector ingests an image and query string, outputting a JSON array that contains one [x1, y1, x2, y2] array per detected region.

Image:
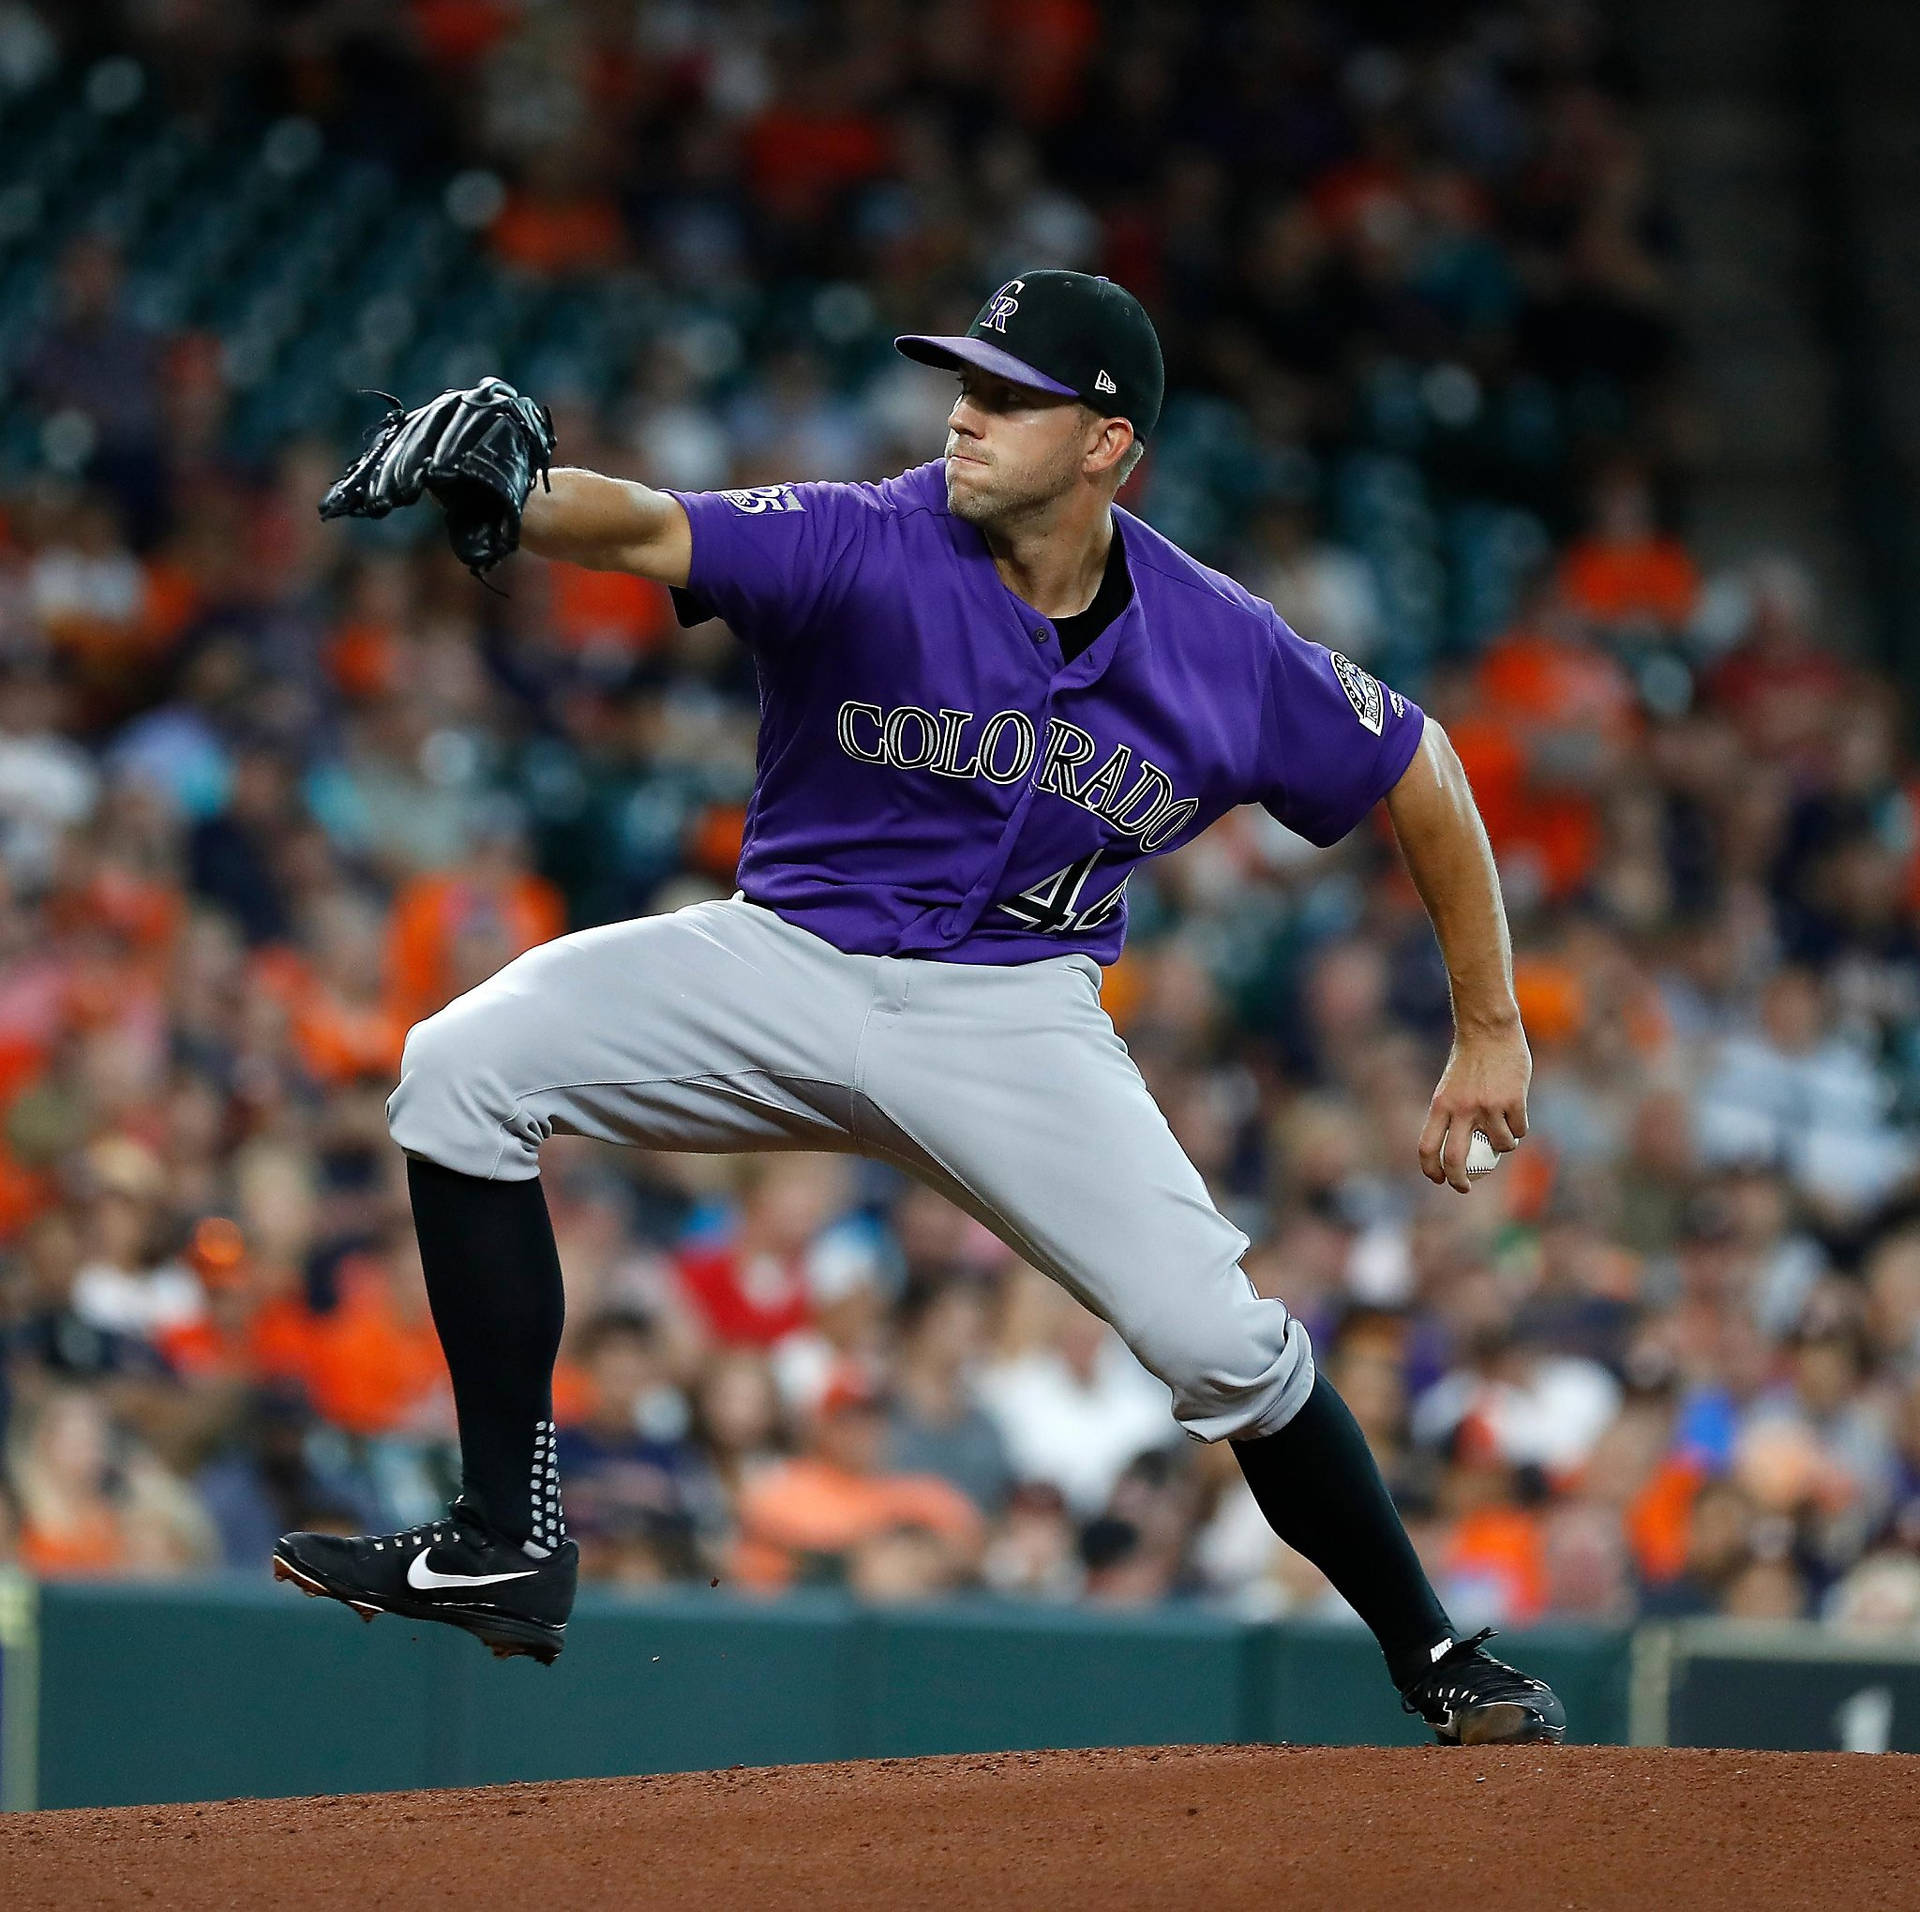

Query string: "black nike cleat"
[[272, 1500, 577, 1665], [1399, 1628, 1567, 1746]]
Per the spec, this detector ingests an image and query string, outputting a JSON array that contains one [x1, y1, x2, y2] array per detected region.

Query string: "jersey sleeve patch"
[[1329, 650, 1385, 736], [720, 485, 805, 514]]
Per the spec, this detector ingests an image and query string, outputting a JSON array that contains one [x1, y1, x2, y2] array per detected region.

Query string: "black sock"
[[1232, 1370, 1454, 1690], [406, 1157, 566, 1551]]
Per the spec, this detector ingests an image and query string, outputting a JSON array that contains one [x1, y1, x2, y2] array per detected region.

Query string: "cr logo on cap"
[[982, 279, 1023, 333]]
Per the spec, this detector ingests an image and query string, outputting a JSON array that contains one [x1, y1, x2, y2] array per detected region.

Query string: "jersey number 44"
[[997, 852, 1129, 935]]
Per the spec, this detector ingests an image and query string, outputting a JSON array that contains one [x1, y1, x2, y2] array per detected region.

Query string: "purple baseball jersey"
[[667, 461, 1425, 965]]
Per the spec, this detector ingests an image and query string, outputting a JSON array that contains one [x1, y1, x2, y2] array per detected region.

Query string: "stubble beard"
[[944, 441, 1079, 534], [945, 471, 997, 526]]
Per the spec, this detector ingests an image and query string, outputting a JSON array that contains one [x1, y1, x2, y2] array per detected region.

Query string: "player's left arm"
[[1384, 719, 1531, 1193]]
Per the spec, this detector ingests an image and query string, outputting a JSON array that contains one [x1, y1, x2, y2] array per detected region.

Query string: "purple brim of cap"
[[894, 334, 1079, 397]]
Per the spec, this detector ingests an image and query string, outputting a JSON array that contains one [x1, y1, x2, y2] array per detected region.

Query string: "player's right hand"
[[1418, 1018, 1530, 1194]]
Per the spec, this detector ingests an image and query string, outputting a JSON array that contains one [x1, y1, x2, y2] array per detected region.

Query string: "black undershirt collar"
[[1050, 521, 1133, 665]]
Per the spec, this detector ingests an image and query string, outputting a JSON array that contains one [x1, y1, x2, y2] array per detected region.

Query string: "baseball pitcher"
[[275, 271, 1564, 1746]]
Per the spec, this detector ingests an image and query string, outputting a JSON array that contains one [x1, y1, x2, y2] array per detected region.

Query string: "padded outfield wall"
[[0, 1575, 1634, 1809], [11, 1578, 1919, 1809]]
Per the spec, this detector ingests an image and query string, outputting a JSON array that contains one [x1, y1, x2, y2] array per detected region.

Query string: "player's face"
[[943, 368, 1101, 526]]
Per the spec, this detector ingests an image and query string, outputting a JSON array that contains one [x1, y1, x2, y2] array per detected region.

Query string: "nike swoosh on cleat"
[[407, 1550, 541, 1591]]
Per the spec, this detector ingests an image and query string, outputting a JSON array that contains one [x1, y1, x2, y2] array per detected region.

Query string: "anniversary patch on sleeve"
[[1329, 650, 1385, 735], [721, 485, 805, 514]]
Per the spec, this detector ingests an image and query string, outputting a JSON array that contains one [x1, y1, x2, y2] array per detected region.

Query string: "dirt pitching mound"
[[3, 1743, 1914, 1910]]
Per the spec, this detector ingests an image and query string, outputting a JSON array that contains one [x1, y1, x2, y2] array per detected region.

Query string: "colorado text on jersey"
[[833, 701, 1199, 851]]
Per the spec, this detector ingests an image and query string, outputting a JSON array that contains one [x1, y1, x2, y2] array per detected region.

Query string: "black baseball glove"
[[318, 377, 557, 579]]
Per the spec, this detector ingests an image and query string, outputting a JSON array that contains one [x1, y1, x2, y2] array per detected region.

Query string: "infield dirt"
[[1, 1742, 1913, 1910]]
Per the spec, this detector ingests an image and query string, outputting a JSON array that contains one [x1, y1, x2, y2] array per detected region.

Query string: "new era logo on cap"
[[1094, 369, 1117, 395]]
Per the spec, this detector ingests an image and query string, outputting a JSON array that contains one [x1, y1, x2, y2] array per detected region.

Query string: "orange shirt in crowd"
[[1442, 1503, 1547, 1624], [385, 867, 566, 1026], [685, 801, 747, 881], [297, 1255, 450, 1438], [1470, 624, 1639, 900], [290, 990, 409, 1088], [549, 1359, 596, 1428], [731, 1457, 983, 1591], [1627, 1451, 1707, 1585], [1440, 709, 1528, 858], [489, 192, 626, 276], [57, 866, 183, 960], [249, 1290, 322, 1387], [138, 557, 202, 654], [37, 571, 184, 673], [1557, 533, 1699, 630], [158, 1253, 556, 1441], [154, 1286, 320, 1386], [323, 618, 402, 701], [545, 561, 672, 659], [252, 948, 409, 1089], [19, 1507, 126, 1578], [1509, 954, 1587, 1050]]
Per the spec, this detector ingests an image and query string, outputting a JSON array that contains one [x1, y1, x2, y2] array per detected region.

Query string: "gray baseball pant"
[[385, 897, 1314, 1443]]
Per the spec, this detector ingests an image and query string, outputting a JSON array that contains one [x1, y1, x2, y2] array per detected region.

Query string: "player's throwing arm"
[[1383, 721, 1532, 1194]]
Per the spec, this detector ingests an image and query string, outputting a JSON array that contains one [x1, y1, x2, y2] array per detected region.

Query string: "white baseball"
[[1464, 1130, 1501, 1179]]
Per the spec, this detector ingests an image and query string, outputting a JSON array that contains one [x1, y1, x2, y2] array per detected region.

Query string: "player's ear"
[[1085, 416, 1133, 483]]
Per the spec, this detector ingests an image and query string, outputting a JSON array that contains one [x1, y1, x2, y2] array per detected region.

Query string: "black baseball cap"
[[896, 268, 1164, 444]]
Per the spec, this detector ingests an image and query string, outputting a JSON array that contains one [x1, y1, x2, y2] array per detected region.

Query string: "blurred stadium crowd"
[[0, 0, 1916, 1640]]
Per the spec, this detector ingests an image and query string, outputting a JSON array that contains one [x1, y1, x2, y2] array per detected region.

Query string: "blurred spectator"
[[20, 237, 165, 547], [554, 1311, 710, 1583], [1470, 578, 1638, 904], [0, 662, 98, 891], [1694, 968, 1916, 1217], [981, 1480, 1082, 1600], [69, 1137, 203, 1348], [271, 891, 409, 1090], [1557, 464, 1698, 640], [731, 1371, 982, 1592], [1705, 557, 1852, 772], [1720, 1536, 1812, 1621], [674, 1156, 851, 1351], [975, 1269, 1177, 1519], [10, 1386, 215, 1575], [294, 1229, 451, 1442], [1639, 1478, 1760, 1618], [193, 1387, 370, 1570], [1432, 1417, 1548, 1628], [1082, 1448, 1203, 1605], [384, 808, 566, 1024], [188, 750, 298, 947], [884, 1278, 1013, 1515], [1413, 1326, 1622, 1481], [1242, 500, 1382, 664], [690, 1348, 784, 1523], [1825, 1549, 1920, 1632]]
